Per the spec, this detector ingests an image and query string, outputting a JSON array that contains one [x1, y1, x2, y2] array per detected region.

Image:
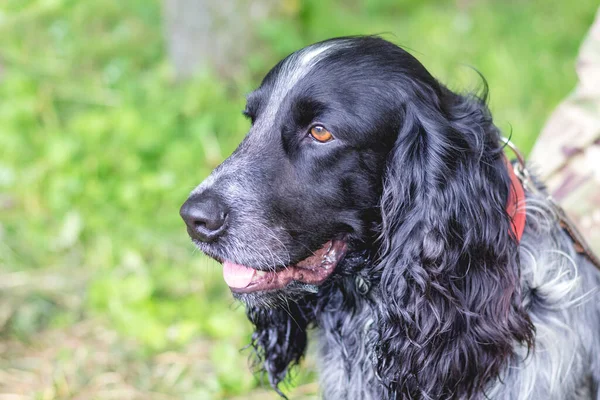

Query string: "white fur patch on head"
[[257, 42, 339, 129]]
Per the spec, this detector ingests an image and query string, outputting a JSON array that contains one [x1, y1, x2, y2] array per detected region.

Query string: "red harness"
[[504, 156, 526, 243]]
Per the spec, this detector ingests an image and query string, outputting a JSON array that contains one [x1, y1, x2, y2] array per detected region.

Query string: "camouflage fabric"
[[529, 8, 600, 255]]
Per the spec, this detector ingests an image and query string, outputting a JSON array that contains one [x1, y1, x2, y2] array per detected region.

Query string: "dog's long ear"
[[246, 300, 313, 398], [376, 86, 535, 399]]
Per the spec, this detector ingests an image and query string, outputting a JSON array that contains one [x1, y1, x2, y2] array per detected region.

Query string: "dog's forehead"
[[250, 41, 350, 129]]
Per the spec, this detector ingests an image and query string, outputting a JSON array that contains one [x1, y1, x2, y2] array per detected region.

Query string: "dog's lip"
[[223, 239, 347, 294]]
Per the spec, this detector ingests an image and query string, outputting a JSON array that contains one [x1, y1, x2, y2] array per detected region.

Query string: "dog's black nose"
[[180, 192, 228, 242]]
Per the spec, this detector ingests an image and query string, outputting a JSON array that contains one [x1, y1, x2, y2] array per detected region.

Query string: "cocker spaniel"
[[180, 37, 600, 399]]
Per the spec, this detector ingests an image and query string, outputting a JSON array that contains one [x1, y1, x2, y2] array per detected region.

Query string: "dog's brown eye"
[[310, 125, 333, 143]]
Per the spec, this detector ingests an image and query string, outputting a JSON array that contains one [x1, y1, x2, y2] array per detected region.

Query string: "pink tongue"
[[223, 261, 256, 289]]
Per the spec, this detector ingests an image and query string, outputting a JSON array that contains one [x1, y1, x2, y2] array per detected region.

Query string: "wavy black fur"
[[180, 36, 600, 399], [374, 84, 535, 399], [241, 38, 535, 398]]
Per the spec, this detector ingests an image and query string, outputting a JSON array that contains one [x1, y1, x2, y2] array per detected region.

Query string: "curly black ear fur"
[[376, 83, 535, 399]]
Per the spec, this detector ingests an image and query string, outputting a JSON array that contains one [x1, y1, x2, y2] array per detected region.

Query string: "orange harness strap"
[[504, 156, 527, 243]]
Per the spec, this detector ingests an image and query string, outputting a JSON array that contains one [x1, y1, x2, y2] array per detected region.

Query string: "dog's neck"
[[315, 265, 383, 400], [310, 247, 382, 399]]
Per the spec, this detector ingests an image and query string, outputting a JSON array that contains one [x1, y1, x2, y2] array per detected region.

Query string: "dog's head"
[[181, 36, 534, 398], [181, 37, 409, 305]]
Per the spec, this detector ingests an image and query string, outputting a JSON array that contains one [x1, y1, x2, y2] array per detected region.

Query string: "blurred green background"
[[0, 0, 597, 398]]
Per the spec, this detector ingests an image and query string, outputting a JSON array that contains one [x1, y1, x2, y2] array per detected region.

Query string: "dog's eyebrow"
[[294, 97, 328, 126], [244, 91, 262, 115]]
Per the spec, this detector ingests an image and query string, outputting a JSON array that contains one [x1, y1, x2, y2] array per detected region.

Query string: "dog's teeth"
[[323, 253, 336, 264], [256, 270, 267, 277]]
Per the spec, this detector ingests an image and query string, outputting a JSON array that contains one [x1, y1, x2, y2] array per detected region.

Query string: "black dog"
[[181, 37, 600, 399]]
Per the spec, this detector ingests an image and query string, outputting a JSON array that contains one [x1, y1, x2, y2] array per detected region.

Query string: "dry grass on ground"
[[0, 318, 318, 400]]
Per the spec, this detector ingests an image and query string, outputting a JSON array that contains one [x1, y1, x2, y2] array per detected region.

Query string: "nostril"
[[193, 220, 207, 234], [195, 212, 226, 232]]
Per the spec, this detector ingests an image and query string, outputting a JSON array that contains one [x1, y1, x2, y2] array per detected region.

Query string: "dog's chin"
[[232, 281, 320, 308]]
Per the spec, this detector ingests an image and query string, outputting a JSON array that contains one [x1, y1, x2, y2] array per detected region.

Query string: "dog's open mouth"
[[222, 239, 347, 293]]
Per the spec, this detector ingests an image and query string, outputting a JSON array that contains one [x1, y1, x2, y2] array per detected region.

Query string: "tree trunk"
[[163, 0, 280, 79]]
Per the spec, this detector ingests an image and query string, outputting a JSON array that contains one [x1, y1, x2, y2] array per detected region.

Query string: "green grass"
[[0, 0, 597, 398]]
